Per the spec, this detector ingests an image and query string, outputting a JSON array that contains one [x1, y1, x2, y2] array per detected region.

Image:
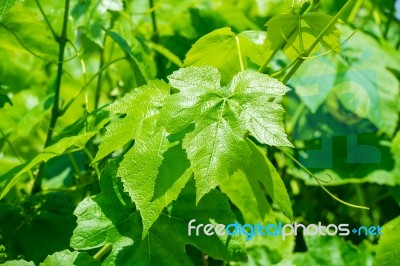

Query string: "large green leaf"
[[160, 66, 292, 202], [184, 27, 272, 84], [71, 162, 247, 265], [0, 132, 97, 199], [266, 13, 340, 60], [220, 139, 293, 223], [374, 216, 400, 265], [117, 116, 192, 237], [94, 80, 169, 162]]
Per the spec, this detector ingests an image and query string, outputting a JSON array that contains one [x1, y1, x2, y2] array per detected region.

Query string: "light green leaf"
[[40, 250, 100, 266], [231, 71, 293, 147], [94, 80, 169, 162], [118, 116, 192, 237], [0, 132, 97, 199], [184, 27, 272, 84], [266, 13, 340, 61], [71, 163, 247, 265], [374, 216, 400, 265], [160, 66, 291, 202]]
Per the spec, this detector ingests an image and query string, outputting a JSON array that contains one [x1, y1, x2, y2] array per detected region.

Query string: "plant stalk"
[[282, 0, 357, 84], [32, 0, 71, 194]]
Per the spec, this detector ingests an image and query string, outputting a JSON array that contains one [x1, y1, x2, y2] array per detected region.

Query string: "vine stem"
[[281, 0, 357, 83], [32, 0, 71, 194], [149, 0, 164, 78], [279, 148, 369, 210]]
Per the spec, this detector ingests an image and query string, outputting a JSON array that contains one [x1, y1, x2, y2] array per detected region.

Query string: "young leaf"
[[71, 162, 247, 265], [0, 132, 97, 199], [160, 66, 292, 202], [94, 80, 169, 162], [266, 13, 341, 60], [184, 27, 272, 84]]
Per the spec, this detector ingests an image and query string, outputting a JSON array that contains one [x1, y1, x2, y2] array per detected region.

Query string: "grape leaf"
[[184, 27, 272, 84], [0, 132, 97, 199], [160, 66, 292, 202], [374, 216, 400, 265], [220, 139, 293, 223], [94, 80, 169, 162], [40, 250, 99, 266], [117, 116, 193, 237], [266, 13, 341, 60], [71, 162, 247, 265]]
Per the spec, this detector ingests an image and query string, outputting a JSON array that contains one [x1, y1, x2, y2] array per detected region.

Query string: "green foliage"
[[0, 0, 399, 264], [71, 161, 246, 265]]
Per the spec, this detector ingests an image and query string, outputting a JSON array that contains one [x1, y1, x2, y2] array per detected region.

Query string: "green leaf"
[[0, 92, 12, 108], [160, 66, 291, 202], [40, 250, 100, 266], [184, 27, 272, 84], [220, 139, 293, 223], [0, 0, 18, 22], [0, 132, 97, 199], [0, 1, 58, 59], [231, 71, 293, 147], [266, 13, 340, 61], [106, 30, 147, 86], [117, 116, 193, 237], [374, 216, 400, 265], [94, 80, 169, 162], [71, 162, 246, 265]]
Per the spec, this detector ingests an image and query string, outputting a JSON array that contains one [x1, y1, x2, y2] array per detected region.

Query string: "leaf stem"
[[93, 243, 112, 261], [32, 0, 71, 194], [235, 35, 244, 71], [282, 0, 357, 84]]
